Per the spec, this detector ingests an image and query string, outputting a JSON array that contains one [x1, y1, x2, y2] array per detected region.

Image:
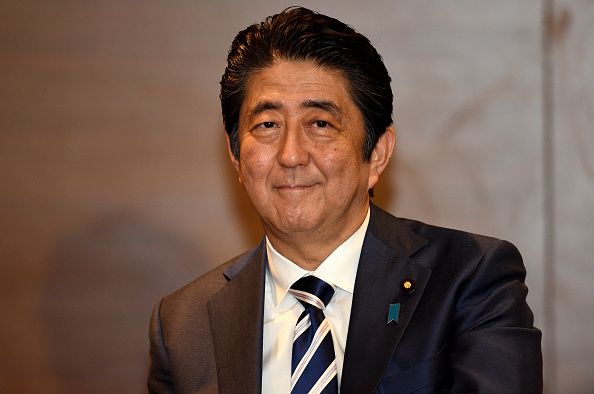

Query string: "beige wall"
[[0, 1, 592, 392]]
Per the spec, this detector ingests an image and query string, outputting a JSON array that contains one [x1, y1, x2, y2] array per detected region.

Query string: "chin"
[[273, 214, 320, 235]]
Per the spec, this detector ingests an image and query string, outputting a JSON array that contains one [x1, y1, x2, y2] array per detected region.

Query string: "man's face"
[[229, 60, 389, 244]]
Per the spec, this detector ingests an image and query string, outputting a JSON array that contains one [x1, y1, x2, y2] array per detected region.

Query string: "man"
[[148, 7, 542, 394]]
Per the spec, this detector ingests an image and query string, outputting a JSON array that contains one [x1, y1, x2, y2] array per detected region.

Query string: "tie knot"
[[289, 276, 335, 310]]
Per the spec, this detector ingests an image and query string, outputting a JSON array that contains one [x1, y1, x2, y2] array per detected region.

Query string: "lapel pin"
[[387, 303, 400, 324], [401, 279, 416, 294]]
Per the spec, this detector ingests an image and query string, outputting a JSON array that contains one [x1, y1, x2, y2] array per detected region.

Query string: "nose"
[[277, 124, 310, 168]]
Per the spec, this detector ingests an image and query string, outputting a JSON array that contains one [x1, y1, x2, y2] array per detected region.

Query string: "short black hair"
[[220, 6, 393, 162]]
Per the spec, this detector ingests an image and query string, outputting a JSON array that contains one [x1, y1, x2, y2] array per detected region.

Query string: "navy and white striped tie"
[[289, 276, 338, 394]]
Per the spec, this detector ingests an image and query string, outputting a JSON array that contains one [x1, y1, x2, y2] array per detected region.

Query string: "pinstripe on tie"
[[289, 276, 338, 394]]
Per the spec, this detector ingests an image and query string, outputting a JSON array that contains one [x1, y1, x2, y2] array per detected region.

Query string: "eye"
[[259, 121, 276, 128], [314, 120, 329, 128]]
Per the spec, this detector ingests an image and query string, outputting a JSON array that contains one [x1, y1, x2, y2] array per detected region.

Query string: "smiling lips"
[[274, 183, 317, 192], [276, 184, 314, 189]]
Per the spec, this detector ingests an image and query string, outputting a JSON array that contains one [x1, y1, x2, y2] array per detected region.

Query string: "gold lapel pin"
[[400, 279, 415, 294]]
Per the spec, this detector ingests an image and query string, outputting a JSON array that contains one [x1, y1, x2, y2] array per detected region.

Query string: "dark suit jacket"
[[148, 204, 542, 393]]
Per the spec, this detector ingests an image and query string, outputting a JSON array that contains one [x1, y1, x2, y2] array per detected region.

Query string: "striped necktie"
[[289, 276, 338, 394]]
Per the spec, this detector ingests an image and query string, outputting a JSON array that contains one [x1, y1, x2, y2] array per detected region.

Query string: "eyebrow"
[[247, 101, 282, 120], [246, 99, 344, 121], [301, 100, 343, 119]]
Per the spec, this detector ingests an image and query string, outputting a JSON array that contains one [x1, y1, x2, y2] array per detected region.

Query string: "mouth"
[[274, 183, 317, 193]]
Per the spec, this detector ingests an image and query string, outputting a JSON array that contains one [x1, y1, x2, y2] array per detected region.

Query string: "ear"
[[226, 134, 240, 172], [226, 134, 243, 185], [368, 126, 396, 190]]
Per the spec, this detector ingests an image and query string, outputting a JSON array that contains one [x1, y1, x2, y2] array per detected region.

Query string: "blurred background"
[[1, 1, 592, 392]]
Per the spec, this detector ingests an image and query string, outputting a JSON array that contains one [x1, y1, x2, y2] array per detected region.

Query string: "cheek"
[[238, 144, 272, 184], [315, 143, 370, 194], [319, 149, 362, 180]]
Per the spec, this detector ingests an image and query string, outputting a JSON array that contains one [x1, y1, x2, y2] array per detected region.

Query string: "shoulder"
[[412, 218, 521, 266], [157, 247, 257, 321], [371, 202, 519, 252], [370, 203, 523, 275]]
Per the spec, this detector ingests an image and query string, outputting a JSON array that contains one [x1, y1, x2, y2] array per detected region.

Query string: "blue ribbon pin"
[[387, 303, 400, 324]]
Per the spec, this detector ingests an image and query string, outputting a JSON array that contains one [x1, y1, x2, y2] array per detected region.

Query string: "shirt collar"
[[266, 207, 370, 307]]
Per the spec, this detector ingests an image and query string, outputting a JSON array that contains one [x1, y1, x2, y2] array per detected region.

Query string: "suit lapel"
[[341, 205, 431, 394], [207, 242, 266, 394]]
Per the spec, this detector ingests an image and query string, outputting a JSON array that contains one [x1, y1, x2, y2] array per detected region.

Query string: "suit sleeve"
[[147, 299, 175, 394], [445, 239, 543, 393]]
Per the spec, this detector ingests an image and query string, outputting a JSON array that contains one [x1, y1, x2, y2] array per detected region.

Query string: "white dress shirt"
[[261, 208, 370, 393]]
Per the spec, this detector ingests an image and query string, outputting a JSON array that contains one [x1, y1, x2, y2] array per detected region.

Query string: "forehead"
[[240, 60, 358, 115]]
